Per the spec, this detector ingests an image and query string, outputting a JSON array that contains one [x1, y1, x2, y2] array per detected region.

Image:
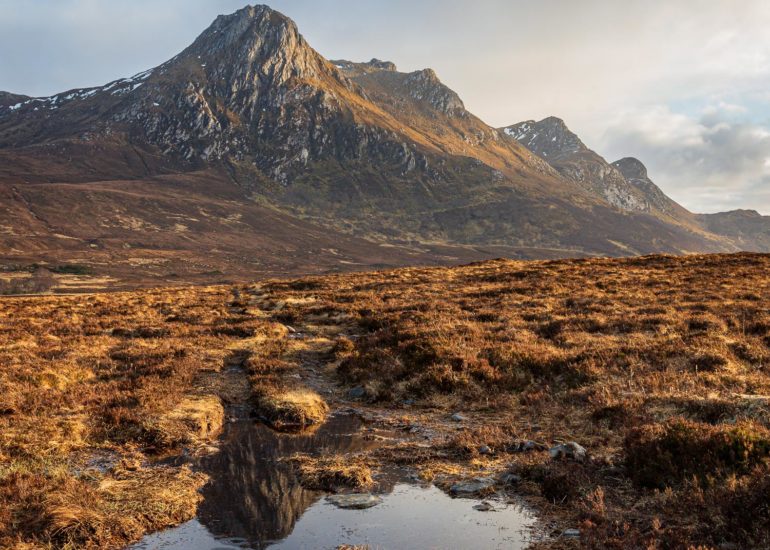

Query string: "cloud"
[[600, 104, 770, 213]]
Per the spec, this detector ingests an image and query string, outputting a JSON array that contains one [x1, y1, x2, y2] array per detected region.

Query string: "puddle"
[[137, 484, 535, 550], [131, 414, 536, 550]]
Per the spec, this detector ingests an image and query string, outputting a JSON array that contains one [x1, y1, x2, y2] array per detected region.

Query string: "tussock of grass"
[[254, 387, 329, 431], [152, 395, 224, 447], [289, 454, 373, 491], [45, 465, 206, 548]]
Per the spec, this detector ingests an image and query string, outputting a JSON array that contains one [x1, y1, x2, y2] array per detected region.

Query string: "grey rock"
[[348, 386, 366, 399], [500, 472, 522, 485], [478, 445, 492, 455], [473, 501, 495, 512], [449, 477, 495, 496], [512, 440, 546, 452], [562, 528, 581, 538], [325, 493, 382, 509], [549, 442, 587, 462], [450, 413, 466, 422]]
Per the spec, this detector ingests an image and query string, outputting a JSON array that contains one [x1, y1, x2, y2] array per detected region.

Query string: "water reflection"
[[132, 414, 537, 550], [197, 414, 384, 548]]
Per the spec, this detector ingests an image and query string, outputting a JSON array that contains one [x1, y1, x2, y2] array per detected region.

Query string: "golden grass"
[[253, 387, 329, 432], [0, 285, 283, 548], [289, 454, 374, 491], [152, 395, 225, 447], [5, 253, 770, 548]]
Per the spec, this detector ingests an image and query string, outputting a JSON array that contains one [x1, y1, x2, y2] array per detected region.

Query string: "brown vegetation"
[[3, 252, 770, 548], [289, 454, 374, 491], [250, 252, 770, 549], [0, 286, 283, 548]]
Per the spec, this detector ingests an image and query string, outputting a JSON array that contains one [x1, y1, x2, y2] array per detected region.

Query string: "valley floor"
[[2, 253, 770, 548]]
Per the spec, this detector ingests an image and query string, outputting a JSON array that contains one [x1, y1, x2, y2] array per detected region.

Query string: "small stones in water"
[[449, 477, 495, 496], [450, 412, 466, 422], [549, 442, 587, 462], [473, 501, 495, 512], [562, 528, 581, 538], [326, 493, 382, 510]]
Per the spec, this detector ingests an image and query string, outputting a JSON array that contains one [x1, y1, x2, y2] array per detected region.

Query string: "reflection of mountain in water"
[[197, 414, 383, 548]]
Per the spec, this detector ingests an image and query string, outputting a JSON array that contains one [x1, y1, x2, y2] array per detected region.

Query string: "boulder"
[[549, 442, 587, 462], [326, 493, 382, 509]]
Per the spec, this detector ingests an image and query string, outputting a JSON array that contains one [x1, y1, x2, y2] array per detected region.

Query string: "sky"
[[1, 0, 770, 214]]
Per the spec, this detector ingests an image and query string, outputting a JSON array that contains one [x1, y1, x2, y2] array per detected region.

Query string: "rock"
[[512, 440, 546, 452], [473, 501, 495, 512], [478, 445, 492, 455], [449, 477, 495, 496], [402, 399, 415, 406], [325, 493, 382, 509], [348, 386, 366, 399], [550, 442, 587, 462], [500, 472, 522, 485], [562, 528, 581, 538], [450, 413, 466, 422]]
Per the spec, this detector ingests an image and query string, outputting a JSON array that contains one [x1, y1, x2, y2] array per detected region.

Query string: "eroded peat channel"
[[132, 285, 538, 549]]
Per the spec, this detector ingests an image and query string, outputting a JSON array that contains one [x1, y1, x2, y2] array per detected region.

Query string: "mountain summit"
[[1, 4, 767, 286]]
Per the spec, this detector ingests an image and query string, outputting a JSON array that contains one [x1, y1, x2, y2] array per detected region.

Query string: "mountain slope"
[[0, 4, 759, 287], [502, 117, 689, 221], [504, 117, 770, 250]]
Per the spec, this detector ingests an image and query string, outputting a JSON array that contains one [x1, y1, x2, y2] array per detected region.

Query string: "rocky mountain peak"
[[177, 3, 332, 86], [403, 68, 465, 114], [330, 58, 397, 76], [502, 117, 586, 160], [365, 58, 397, 72], [612, 157, 648, 180], [0, 92, 30, 108]]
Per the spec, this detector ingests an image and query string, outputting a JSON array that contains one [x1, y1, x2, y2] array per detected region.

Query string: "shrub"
[[624, 419, 770, 488]]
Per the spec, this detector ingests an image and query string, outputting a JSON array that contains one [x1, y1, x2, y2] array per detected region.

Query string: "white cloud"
[[599, 103, 770, 213]]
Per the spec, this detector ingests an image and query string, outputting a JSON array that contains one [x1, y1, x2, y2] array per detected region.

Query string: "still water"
[[131, 414, 536, 550]]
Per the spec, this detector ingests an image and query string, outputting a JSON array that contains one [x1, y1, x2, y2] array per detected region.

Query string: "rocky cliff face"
[[611, 157, 684, 217], [503, 117, 654, 212]]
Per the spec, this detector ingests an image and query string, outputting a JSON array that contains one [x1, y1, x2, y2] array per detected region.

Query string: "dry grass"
[[5, 253, 770, 548], [0, 285, 284, 548], [249, 252, 770, 548], [253, 387, 329, 431], [289, 454, 374, 491]]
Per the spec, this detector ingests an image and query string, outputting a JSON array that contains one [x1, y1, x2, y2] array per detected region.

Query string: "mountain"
[[505, 117, 770, 251], [697, 209, 770, 252], [502, 117, 689, 221], [0, 4, 763, 287]]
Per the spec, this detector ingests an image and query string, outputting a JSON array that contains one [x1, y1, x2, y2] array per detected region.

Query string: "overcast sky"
[[2, 0, 769, 214]]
